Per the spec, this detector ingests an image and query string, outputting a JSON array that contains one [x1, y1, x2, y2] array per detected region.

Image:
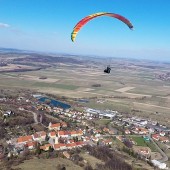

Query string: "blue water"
[[39, 97, 71, 109], [78, 99, 89, 103]]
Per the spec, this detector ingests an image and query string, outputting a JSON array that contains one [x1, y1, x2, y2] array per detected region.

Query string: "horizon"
[[1, 46, 170, 63]]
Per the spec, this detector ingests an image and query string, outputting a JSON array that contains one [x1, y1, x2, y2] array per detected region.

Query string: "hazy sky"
[[0, 0, 170, 61]]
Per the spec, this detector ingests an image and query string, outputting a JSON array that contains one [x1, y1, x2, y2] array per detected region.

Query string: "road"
[[148, 133, 168, 163], [23, 109, 38, 124]]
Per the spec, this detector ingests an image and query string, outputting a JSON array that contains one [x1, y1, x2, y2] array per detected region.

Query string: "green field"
[[131, 136, 157, 152], [33, 82, 79, 90]]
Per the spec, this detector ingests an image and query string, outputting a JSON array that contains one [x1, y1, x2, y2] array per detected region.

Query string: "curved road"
[[23, 109, 38, 124]]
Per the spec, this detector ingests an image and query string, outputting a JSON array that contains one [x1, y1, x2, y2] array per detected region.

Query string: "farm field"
[[0, 55, 170, 124]]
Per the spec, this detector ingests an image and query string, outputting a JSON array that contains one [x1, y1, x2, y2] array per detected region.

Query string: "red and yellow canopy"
[[71, 12, 133, 42]]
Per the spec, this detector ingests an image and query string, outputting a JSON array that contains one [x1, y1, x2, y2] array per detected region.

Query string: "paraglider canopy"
[[71, 12, 134, 42]]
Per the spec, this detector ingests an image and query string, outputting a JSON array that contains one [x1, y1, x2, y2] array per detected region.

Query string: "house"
[[125, 129, 131, 135], [77, 130, 83, 136], [138, 148, 150, 158], [58, 131, 70, 138], [3, 110, 15, 118], [49, 131, 57, 139], [70, 131, 77, 137], [26, 141, 37, 150], [32, 131, 46, 141], [60, 122, 67, 127], [68, 139, 74, 143], [48, 122, 60, 131], [53, 143, 67, 151], [139, 128, 149, 135], [17, 135, 33, 144], [82, 137, 90, 142], [103, 127, 109, 133], [160, 132, 166, 136], [159, 136, 169, 143], [103, 139, 112, 145], [66, 143, 77, 149], [40, 144, 52, 151], [148, 128, 155, 133], [109, 130, 116, 135], [75, 141, 85, 147], [92, 137, 99, 142], [152, 134, 160, 141], [94, 129, 102, 134]]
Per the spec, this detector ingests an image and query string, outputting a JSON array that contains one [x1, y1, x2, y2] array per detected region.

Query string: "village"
[[0, 92, 170, 170]]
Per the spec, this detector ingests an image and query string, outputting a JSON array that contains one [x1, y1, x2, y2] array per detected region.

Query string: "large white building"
[[151, 160, 167, 169], [85, 108, 117, 119]]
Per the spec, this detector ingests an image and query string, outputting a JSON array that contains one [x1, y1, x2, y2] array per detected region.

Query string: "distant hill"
[[0, 47, 33, 53]]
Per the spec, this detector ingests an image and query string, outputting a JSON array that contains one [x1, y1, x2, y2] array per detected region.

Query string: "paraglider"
[[71, 12, 133, 42], [104, 66, 111, 74]]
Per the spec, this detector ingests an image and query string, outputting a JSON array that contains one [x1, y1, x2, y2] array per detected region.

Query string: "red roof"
[[40, 144, 52, 150], [50, 123, 60, 128], [77, 130, 83, 134], [27, 141, 37, 147], [61, 122, 67, 127], [53, 143, 66, 149], [76, 141, 84, 146], [69, 139, 74, 143], [104, 139, 112, 144], [66, 143, 76, 148], [17, 135, 33, 143], [152, 134, 160, 139], [70, 131, 77, 135], [160, 136, 169, 142], [58, 131, 70, 136]]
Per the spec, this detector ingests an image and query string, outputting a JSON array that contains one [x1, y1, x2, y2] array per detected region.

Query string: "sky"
[[0, 0, 170, 61]]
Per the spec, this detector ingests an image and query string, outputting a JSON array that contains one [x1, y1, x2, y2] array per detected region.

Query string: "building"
[[17, 135, 33, 144], [40, 144, 52, 151], [152, 134, 160, 141], [138, 148, 150, 158], [32, 131, 46, 142], [159, 136, 169, 143], [49, 131, 57, 139], [48, 122, 61, 131], [151, 160, 167, 169]]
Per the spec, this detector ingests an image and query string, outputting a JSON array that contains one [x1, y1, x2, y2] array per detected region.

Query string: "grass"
[[13, 157, 83, 170], [83, 100, 131, 113], [33, 82, 79, 90], [131, 136, 147, 147], [95, 119, 111, 126], [131, 136, 157, 152], [80, 153, 104, 169]]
